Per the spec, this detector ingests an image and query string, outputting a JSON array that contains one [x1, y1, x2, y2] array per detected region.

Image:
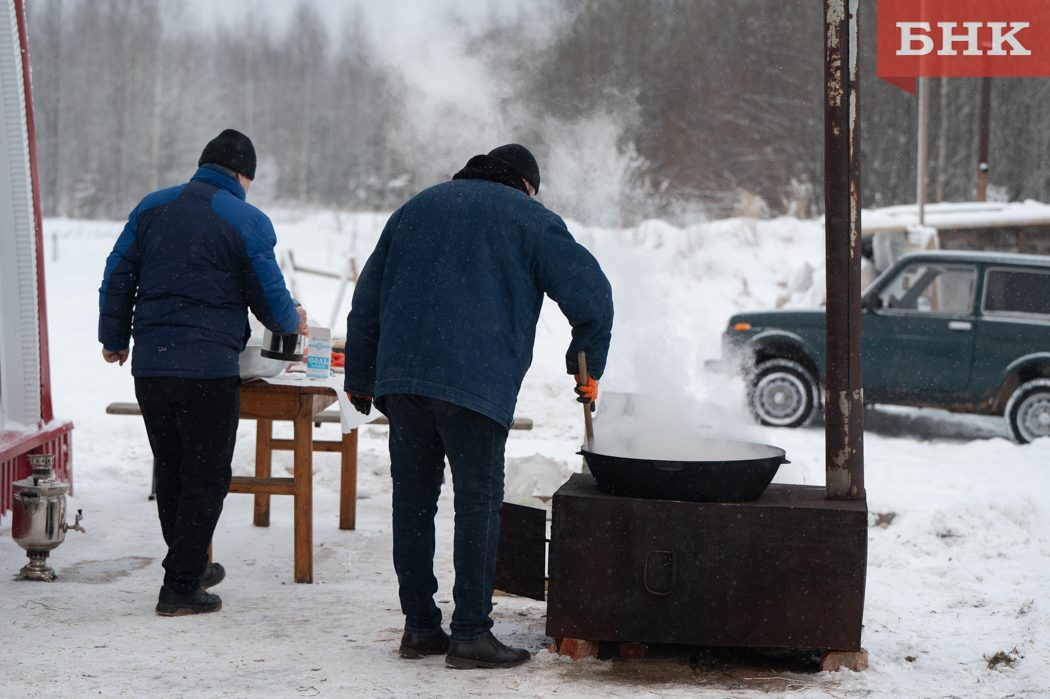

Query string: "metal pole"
[[916, 77, 928, 225], [976, 77, 991, 202], [936, 77, 949, 203], [823, 0, 865, 501]]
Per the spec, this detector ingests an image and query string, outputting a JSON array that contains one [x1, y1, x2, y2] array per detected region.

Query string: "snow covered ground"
[[2, 208, 1049, 698]]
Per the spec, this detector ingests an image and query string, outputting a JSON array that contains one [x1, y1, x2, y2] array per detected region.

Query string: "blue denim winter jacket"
[[343, 178, 614, 429], [98, 165, 300, 378]]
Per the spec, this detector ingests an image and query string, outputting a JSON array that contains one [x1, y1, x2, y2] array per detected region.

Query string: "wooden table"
[[230, 380, 358, 584], [108, 385, 534, 585]]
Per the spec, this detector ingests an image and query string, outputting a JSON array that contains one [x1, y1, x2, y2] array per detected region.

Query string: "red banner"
[[878, 0, 1050, 94]]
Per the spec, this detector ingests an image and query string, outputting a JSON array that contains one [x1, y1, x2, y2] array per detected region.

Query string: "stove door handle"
[[643, 550, 676, 596]]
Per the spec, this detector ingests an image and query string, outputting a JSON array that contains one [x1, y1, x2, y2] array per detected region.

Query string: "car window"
[[877, 264, 976, 314], [982, 268, 1050, 319]]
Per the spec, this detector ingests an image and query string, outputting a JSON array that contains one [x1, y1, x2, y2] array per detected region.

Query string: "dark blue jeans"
[[379, 393, 508, 643]]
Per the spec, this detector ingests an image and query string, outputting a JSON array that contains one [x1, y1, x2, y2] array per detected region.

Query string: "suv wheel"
[[1005, 378, 1050, 444], [748, 358, 820, 428]]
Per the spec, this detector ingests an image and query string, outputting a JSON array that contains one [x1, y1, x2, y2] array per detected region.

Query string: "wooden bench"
[[107, 403, 534, 431], [108, 390, 533, 584]]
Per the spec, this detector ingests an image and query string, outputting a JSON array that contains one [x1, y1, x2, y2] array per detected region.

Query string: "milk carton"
[[305, 326, 332, 380]]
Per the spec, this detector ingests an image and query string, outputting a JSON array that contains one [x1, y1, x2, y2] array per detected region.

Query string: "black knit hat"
[[199, 129, 257, 180], [487, 144, 540, 193]]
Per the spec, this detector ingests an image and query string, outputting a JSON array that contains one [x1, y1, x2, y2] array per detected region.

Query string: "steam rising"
[[567, 217, 784, 456], [590, 393, 782, 462], [366, 7, 794, 455], [369, 5, 646, 227]]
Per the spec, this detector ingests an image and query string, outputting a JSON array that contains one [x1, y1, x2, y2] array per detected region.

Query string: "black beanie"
[[487, 144, 540, 193], [199, 129, 257, 180]]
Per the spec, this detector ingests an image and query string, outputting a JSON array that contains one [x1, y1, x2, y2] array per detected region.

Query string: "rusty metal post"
[[823, 0, 864, 500]]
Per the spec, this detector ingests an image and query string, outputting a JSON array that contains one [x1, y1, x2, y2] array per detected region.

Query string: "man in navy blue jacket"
[[99, 129, 306, 616], [344, 144, 613, 668]]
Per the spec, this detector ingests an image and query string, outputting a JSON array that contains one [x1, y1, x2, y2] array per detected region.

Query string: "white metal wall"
[[0, 0, 40, 430]]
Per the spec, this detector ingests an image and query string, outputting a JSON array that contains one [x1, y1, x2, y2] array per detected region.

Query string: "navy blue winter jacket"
[[99, 165, 300, 379], [343, 178, 614, 429]]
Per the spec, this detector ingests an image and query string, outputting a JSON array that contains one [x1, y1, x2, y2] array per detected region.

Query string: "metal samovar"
[[11, 453, 85, 581]]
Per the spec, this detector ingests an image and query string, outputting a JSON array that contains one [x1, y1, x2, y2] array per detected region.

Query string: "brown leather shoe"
[[399, 629, 450, 659], [445, 631, 530, 669]]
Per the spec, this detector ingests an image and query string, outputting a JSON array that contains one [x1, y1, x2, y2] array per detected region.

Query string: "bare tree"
[[24, 0, 1050, 223]]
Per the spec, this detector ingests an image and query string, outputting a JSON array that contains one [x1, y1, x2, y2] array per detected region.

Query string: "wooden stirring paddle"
[[578, 350, 594, 449]]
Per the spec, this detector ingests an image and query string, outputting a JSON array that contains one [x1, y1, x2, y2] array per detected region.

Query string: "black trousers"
[[135, 376, 239, 594]]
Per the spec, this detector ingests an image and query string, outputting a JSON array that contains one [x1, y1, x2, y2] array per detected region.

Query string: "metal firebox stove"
[[543, 474, 866, 651]]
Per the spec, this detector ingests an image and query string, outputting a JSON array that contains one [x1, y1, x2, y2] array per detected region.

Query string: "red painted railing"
[[0, 420, 74, 519]]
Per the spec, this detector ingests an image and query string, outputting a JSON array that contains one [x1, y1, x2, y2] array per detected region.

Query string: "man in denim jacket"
[[344, 144, 613, 668]]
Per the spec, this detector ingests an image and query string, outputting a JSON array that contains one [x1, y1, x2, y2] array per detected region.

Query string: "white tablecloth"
[[260, 372, 374, 433]]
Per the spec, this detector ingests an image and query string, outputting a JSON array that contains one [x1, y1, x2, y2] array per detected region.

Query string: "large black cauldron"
[[581, 438, 788, 503]]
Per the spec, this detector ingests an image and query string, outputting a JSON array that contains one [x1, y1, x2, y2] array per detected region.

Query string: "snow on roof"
[[897, 248, 1050, 267], [861, 200, 1050, 233]]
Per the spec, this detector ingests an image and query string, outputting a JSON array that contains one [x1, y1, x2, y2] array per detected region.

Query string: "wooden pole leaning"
[[578, 351, 594, 449]]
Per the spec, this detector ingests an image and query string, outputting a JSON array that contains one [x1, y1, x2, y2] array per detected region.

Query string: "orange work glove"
[[573, 374, 598, 404], [346, 392, 372, 416]]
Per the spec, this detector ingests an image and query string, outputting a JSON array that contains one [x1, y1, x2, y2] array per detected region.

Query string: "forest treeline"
[[25, 0, 1050, 224], [28, 0, 399, 219]]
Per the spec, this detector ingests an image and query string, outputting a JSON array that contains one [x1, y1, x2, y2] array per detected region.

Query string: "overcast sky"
[[187, 0, 516, 34]]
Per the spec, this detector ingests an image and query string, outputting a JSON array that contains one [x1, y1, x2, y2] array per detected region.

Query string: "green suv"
[[717, 251, 1050, 443]]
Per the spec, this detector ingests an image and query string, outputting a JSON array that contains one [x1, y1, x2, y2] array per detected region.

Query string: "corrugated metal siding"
[[0, 0, 40, 428]]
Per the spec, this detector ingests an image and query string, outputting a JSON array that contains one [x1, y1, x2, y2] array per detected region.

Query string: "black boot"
[[155, 586, 222, 616], [399, 628, 450, 658], [200, 562, 226, 590], [445, 631, 530, 669]]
